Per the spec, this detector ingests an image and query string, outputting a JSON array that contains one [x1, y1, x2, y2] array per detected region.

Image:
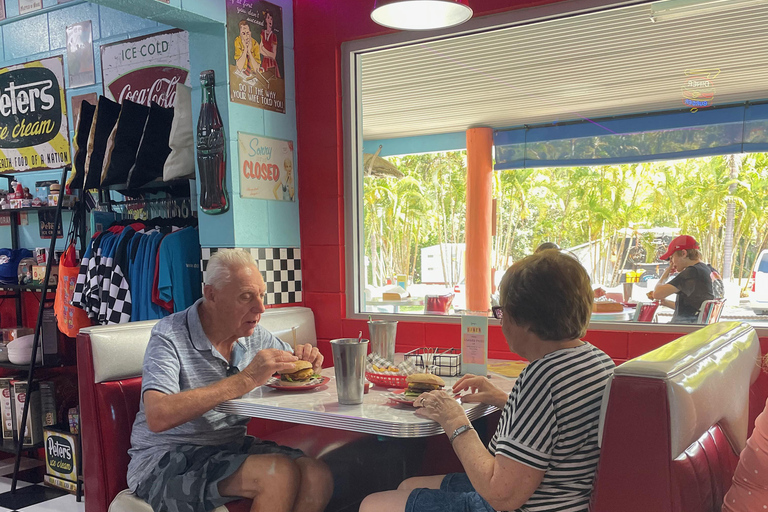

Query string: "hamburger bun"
[[405, 373, 445, 395], [278, 360, 313, 375], [406, 373, 445, 387]]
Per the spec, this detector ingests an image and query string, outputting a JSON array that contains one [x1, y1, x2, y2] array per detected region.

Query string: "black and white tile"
[[0, 476, 82, 512], [201, 247, 302, 305]]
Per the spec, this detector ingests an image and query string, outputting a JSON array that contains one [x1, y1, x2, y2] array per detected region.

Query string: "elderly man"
[[127, 249, 333, 512]]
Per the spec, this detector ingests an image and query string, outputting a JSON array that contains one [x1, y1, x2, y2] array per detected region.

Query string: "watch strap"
[[449, 424, 474, 444]]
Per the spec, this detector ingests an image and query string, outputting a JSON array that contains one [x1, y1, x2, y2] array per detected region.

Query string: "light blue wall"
[[0, 0, 174, 251], [0, 0, 299, 250]]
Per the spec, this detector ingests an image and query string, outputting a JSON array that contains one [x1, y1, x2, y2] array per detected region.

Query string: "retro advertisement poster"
[[18, 0, 42, 15], [226, 0, 285, 113], [65, 21, 95, 88], [0, 56, 71, 173], [238, 132, 294, 201], [100, 29, 190, 108]]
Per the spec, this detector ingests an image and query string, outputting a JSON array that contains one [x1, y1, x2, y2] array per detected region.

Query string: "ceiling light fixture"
[[649, 0, 767, 23], [371, 0, 473, 31]]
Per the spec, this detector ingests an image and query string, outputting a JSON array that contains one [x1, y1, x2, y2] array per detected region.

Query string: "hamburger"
[[278, 360, 317, 386], [405, 373, 445, 397]]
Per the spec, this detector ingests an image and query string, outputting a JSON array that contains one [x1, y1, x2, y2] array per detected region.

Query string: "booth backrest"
[[591, 321, 760, 512], [77, 307, 317, 512]]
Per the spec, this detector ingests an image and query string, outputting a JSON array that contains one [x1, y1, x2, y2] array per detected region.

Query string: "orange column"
[[465, 127, 493, 313]]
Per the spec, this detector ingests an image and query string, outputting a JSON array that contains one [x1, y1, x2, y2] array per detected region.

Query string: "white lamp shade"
[[371, 0, 473, 31]]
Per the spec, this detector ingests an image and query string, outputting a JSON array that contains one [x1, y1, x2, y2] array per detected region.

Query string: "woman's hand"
[[414, 390, 468, 432], [453, 374, 509, 409]]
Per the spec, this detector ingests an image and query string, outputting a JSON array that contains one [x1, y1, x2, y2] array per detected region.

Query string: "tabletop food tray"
[[365, 371, 408, 388]]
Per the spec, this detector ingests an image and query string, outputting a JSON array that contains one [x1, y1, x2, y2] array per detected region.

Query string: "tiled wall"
[[201, 247, 302, 305]]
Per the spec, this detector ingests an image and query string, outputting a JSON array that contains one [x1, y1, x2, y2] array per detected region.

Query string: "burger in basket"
[[277, 360, 319, 386], [405, 373, 445, 398]]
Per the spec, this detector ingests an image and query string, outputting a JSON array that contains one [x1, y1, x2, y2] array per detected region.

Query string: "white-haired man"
[[127, 249, 333, 512]]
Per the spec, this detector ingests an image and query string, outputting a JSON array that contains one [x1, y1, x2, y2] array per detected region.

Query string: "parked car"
[[749, 249, 768, 315]]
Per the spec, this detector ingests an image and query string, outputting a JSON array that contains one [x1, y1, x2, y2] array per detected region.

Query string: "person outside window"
[[127, 249, 333, 512], [360, 250, 615, 512], [651, 235, 724, 323], [234, 20, 260, 76]]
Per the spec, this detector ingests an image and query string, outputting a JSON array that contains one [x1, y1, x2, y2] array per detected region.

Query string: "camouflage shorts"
[[134, 436, 305, 512]]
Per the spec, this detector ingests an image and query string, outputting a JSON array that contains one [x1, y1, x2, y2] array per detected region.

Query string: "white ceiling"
[[360, 1, 768, 141]]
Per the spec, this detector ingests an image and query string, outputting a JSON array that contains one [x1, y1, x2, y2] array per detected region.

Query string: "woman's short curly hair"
[[499, 250, 593, 341]]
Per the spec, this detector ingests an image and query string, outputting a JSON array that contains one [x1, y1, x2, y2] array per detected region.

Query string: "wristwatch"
[[450, 424, 474, 444]]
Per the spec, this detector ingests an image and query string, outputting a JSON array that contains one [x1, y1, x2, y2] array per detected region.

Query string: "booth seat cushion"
[[109, 490, 251, 512], [590, 321, 760, 512], [79, 307, 321, 512]]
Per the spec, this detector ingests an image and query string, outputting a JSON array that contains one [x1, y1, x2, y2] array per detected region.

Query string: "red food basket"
[[365, 371, 407, 388]]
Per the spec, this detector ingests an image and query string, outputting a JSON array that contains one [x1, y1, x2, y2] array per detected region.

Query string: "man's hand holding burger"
[[241, 348, 297, 388], [293, 343, 324, 372]]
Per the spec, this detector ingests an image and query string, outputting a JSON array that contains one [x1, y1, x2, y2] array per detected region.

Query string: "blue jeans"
[[405, 473, 496, 512]]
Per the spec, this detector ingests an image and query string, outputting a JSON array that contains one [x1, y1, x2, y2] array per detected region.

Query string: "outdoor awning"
[[494, 102, 768, 170]]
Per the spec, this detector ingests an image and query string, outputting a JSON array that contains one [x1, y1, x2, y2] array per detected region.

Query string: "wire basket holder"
[[404, 347, 462, 377]]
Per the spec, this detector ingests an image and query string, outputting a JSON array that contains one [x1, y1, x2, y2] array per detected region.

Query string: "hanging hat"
[[660, 235, 699, 260]]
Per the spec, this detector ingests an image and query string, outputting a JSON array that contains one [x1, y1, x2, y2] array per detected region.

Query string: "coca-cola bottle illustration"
[[197, 70, 229, 215]]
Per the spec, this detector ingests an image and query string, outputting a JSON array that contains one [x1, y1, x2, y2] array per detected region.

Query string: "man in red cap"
[[651, 235, 724, 323]]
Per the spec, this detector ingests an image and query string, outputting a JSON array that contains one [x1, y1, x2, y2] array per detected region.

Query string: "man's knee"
[[233, 454, 302, 499], [296, 457, 333, 498]]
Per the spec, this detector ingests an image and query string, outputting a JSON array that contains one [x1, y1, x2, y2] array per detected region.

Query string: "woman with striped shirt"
[[360, 250, 615, 512]]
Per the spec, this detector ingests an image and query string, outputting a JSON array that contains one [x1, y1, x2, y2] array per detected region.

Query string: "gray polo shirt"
[[126, 299, 291, 490]]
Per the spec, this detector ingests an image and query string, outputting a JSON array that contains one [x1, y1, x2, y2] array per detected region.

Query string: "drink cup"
[[330, 338, 369, 405], [623, 282, 633, 302], [368, 320, 397, 363]]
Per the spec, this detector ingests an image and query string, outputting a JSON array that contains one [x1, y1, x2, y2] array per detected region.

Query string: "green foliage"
[[363, 151, 768, 289]]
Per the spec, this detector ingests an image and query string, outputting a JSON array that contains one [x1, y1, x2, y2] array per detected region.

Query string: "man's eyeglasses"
[[226, 365, 240, 377], [491, 306, 503, 320]]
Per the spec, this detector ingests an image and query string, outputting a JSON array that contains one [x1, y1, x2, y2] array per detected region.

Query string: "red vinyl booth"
[[76, 313, 409, 512], [591, 321, 761, 512]]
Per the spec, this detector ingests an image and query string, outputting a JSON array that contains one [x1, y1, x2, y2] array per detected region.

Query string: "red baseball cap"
[[660, 235, 699, 260]]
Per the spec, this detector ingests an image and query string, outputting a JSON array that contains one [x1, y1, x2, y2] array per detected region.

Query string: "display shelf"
[[0, 438, 43, 454], [0, 284, 57, 292], [0, 205, 76, 214], [0, 360, 60, 371]]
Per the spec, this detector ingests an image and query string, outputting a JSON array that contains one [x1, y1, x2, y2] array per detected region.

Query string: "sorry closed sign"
[[0, 56, 70, 173]]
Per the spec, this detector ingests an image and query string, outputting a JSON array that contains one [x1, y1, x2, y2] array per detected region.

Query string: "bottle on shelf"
[[197, 70, 229, 215]]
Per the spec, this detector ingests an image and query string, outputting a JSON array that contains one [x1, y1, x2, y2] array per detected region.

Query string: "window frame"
[[339, 0, 768, 336]]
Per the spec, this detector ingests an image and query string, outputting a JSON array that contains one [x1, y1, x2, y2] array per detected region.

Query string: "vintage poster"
[[238, 132, 294, 200], [0, 56, 71, 173], [18, 0, 42, 15], [65, 21, 95, 88], [100, 29, 190, 108], [39, 209, 63, 239], [70, 92, 98, 126], [226, 0, 285, 113]]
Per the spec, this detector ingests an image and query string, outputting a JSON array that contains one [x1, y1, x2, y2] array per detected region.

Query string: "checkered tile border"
[[200, 247, 302, 305]]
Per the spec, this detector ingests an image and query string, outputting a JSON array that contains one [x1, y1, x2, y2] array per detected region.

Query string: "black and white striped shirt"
[[488, 342, 614, 512]]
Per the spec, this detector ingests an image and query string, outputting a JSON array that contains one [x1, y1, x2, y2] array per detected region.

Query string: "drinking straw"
[[358, 331, 363, 342]]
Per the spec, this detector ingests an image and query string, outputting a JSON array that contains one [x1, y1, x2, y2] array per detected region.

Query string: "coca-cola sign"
[[101, 29, 190, 107], [107, 68, 188, 108]]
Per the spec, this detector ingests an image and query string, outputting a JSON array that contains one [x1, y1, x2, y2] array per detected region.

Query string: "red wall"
[[292, 0, 768, 432], [294, 0, 573, 345]]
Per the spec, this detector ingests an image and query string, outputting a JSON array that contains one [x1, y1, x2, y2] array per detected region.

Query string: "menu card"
[[461, 311, 487, 376]]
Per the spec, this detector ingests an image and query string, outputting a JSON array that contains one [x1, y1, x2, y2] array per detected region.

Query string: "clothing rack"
[[94, 196, 195, 220]]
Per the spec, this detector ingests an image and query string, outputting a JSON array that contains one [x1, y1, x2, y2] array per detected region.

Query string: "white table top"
[[216, 367, 517, 438]]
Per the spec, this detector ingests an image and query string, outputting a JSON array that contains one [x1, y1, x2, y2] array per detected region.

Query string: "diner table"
[[216, 364, 517, 438]]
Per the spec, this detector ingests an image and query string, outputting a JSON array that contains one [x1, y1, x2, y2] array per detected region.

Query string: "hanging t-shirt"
[[143, 231, 169, 321], [158, 227, 202, 312]]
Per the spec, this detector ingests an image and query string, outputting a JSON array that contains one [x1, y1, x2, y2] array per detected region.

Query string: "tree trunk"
[[722, 154, 738, 279]]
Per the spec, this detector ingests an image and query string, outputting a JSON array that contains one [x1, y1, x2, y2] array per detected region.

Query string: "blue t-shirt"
[[158, 227, 202, 312], [144, 231, 168, 321]]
